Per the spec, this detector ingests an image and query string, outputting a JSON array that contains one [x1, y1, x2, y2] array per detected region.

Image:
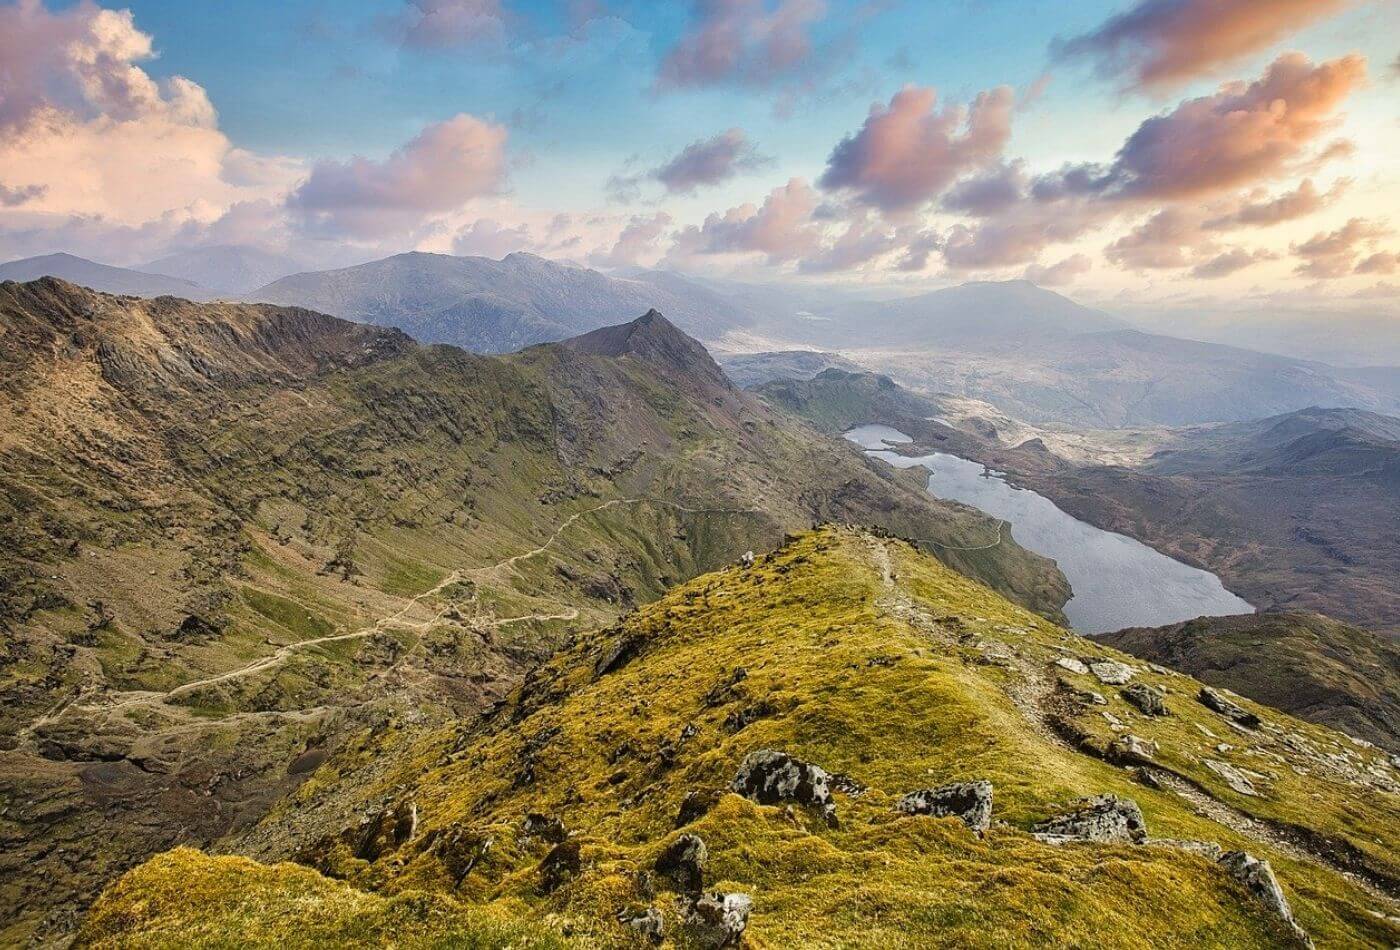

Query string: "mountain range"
[[0, 278, 1064, 944]]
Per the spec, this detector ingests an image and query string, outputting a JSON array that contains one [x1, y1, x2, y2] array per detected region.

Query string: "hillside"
[[0, 279, 1066, 944], [0, 253, 218, 301], [247, 252, 750, 351], [1098, 612, 1400, 754], [82, 529, 1400, 948], [715, 350, 864, 388]]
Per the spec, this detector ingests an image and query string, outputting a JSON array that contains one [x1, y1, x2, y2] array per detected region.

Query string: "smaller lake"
[[845, 424, 1253, 634]]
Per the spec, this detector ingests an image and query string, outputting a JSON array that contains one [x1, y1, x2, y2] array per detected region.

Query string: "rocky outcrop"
[[686, 892, 752, 949], [1199, 687, 1261, 729], [620, 906, 665, 944], [1121, 684, 1167, 716], [1090, 660, 1134, 685], [655, 834, 707, 894], [1032, 794, 1147, 844], [732, 749, 837, 826], [1217, 851, 1312, 947], [894, 780, 993, 834]]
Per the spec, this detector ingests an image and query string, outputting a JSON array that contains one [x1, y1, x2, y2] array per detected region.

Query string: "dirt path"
[[20, 496, 765, 735]]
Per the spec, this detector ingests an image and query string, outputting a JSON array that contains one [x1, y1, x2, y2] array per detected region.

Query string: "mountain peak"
[[561, 309, 731, 391]]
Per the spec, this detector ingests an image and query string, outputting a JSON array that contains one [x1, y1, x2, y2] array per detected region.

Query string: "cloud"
[[1055, 0, 1352, 92], [1203, 178, 1346, 230], [451, 217, 534, 258], [385, 0, 507, 50], [1100, 53, 1365, 200], [591, 212, 673, 267], [941, 161, 1028, 217], [0, 182, 46, 206], [1190, 247, 1276, 279], [1106, 206, 1206, 269], [1355, 250, 1400, 276], [657, 0, 827, 90], [652, 128, 770, 194], [672, 177, 822, 264], [1025, 253, 1092, 285], [798, 216, 899, 273], [1291, 217, 1390, 278], [819, 84, 1014, 213], [287, 114, 508, 239]]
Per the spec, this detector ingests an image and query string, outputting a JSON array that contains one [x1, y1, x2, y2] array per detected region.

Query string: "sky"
[[1, 0, 1398, 312]]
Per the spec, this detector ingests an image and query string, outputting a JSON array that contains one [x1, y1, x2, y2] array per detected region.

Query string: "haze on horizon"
[[1, 0, 1398, 351]]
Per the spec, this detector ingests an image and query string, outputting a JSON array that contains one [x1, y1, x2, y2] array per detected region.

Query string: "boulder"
[[687, 892, 752, 949], [732, 749, 837, 826], [1090, 660, 1134, 685], [1121, 684, 1167, 716], [1198, 687, 1261, 728], [619, 907, 665, 944], [1032, 794, 1147, 844], [1108, 734, 1160, 765], [894, 780, 993, 834], [1217, 851, 1313, 947], [1055, 657, 1089, 675], [1204, 759, 1258, 796], [655, 833, 708, 894]]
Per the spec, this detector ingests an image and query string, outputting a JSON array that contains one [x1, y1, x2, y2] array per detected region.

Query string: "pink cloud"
[[1203, 178, 1347, 230], [1356, 251, 1400, 276], [1292, 217, 1390, 278], [592, 212, 673, 267], [819, 84, 1014, 213], [1190, 247, 1276, 279], [657, 0, 827, 90], [652, 128, 770, 194], [451, 217, 534, 258], [674, 177, 822, 264], [288, 114, 508, 239], [387, 0, 507, 50], [1056, 0, 1353, 92]]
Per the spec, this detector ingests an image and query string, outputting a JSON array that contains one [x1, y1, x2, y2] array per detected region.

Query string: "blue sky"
[[2, 0, 1398, 305]]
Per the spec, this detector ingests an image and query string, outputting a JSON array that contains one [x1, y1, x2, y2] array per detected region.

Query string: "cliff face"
[[83, 529, 1400, 948]]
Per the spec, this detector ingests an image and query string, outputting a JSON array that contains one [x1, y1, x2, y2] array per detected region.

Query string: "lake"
[[845, 424, 1254, 634]]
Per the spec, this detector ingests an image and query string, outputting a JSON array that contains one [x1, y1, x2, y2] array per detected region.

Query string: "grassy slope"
[[82, 529, 1400, 948]]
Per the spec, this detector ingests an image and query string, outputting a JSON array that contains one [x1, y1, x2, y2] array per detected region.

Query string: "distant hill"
[[248, 251, 750, 352], [143, 245, 304, 295], [718, 349, 864, 388], [0, 252, 216, 300], [1098, 611, 1400, 753]]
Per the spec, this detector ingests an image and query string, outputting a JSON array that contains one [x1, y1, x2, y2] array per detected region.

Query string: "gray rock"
[[520, 812, 567, 844], [1032, 794, 1147, 844], [676, 788, 723, 828], [687, 892, 752, 948], [1108, 734, 1160, 764], [1218, 851, 1313, 947], [1090, 660, 1134, 685], [1198, 687, 1261, 728], [1121, 683, 1167, 716], [621, 907, 665, 944], [732, 749, 837, 826], [1055, 657, 1089, 675], [655, 833, 707, 894], [1205, 759, 1258, 796], [894, 780, 993, 834]]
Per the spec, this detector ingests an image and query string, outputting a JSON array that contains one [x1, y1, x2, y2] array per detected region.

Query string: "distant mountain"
[[143, 245, 303, 295], [248, 251, 751, 352], [1149, 407, 1400, 477], [717, 349, 864, 388], [1098, 611, 1400, 753], [0, 252, 216, 300]]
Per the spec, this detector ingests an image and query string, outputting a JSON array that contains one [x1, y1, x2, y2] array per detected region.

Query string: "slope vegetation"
[[83, 529, 1400, 948]]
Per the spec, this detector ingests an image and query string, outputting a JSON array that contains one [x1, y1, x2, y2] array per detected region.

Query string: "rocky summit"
[[78, 529, 1400, 948]]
